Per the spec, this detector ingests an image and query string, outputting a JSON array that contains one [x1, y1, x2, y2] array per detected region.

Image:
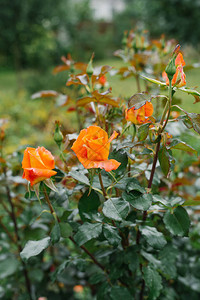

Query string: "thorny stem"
[[137, 80, 173, 300], [3, 172, 33, 300]]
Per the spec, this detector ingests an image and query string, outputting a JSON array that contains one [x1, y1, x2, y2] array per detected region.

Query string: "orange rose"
[[22, 147, 57, 186], [162, 53, 186, 87], [73, 285, 84, 293], [125, 102, 153, 125], [99, 75, 107, 86], [71, 125, 121, 172]]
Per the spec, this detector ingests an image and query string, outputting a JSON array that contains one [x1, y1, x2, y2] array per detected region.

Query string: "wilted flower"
[[125, 102, 153, 125], [163, 53, 186, 87]]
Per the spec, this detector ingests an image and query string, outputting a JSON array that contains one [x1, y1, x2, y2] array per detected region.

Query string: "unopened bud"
[[86, 53, 94, 76], [54, 121, 63, 148], [165, 56, 176, 82]]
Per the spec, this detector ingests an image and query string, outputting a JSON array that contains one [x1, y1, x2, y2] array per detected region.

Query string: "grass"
[[1, 57, 200, 153]]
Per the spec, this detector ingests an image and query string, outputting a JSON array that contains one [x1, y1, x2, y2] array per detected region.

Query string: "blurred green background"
[[1, 0, 200, 153]]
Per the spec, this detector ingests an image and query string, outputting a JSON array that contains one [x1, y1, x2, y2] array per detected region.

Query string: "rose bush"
[[0, 30, 200, 300]]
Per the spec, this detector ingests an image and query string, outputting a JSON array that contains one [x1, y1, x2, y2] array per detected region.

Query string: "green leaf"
[[74, 222, 102, 246], [139, 226, 167, 249], [138, 123, 150, 141], [0, 256, 19, 279], [169, 139, 197, 155], [59, 222, 73, 238], [102, 198, 129, 221], [174, 105, 200, 134], [51, 223, 61, 244], [20, 237, 51, 261], [110, 286, 133, 300], [126, 179, 146, 194], [51, 260, 70, 282], [122, 191, 152, 211], [185, 112, 200, 134], [164, 206, 190, 236], [179, 274, 200, 292], [143, 265, 162, 300], [179, 87, 200, 104], [89, 272, 106, 284], [103, 224, 121, 246], [109, 149, 128, 176], [159, 245, 178, 279], [78, 189, 100, 221], [141, 75, 166, 87], [68, 170, 90, 185], [158, 146, 171, 176], [124, 246, 139, 272]]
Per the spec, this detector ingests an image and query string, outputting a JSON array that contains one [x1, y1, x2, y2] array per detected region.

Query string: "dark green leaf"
[[0, 256, 19, 279], [20, 237, 51, 261], [139, 226, 167, 249], [59, 222, 73, 238], [109, 149, 128, 176], [138, 123, 150, 141], [126, 179, 146, 194], [143, 265, 162, 300], [74, 222, 102, 246], [122, 192, 152, 211], [158, 146, 171, 176], [102, 198, 129, 221], [124, 246, 139, 272], [159, 245, 178, 279], [164, 206, 190, 236], [110, 286, 133, 300], [51, 222, 61, 244], [179, 274, 200, 292], [78, 189, 100, 221], [89, 272, 106, 284], [69, 170, 90, 185], [103, 224, 121, 246]]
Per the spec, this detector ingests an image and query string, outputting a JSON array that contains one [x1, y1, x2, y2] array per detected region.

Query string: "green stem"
[[43, 186, 60, 223]]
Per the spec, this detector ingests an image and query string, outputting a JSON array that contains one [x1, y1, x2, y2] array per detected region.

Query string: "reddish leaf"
[[53, 65, 70, 74], [31, 90, 59, 99]]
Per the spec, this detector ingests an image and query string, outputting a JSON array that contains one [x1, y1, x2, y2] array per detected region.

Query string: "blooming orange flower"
[[22, 147, 57, 186], [99, 75, 107, 86], [71, 125, 121, 172], [73, 285, 84, 293], [125, 102, 153, 125], [163, 53, 186, 87]]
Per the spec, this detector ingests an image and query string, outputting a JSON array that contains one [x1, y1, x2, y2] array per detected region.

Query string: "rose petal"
[[82, 159, 121, 172], [23, 168, 57, 186], [37, 146, 55, 169]]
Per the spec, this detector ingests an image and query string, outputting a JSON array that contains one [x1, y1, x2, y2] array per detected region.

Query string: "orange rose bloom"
[[22, 147, 57, 186], [125, 102, 153, 125], [162, 53, 186, 87], [73, 285, 84, 293], [71, 125, 121, 172], [99, 75, 106, 86]]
